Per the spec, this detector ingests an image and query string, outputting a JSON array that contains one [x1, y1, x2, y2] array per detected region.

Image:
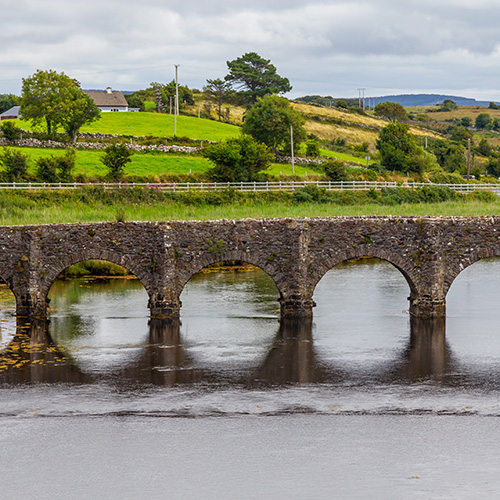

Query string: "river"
[[1, 258, 500, 499]]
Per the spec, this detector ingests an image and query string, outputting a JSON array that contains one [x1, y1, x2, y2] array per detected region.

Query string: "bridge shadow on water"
[[0, 315, 483, 389]]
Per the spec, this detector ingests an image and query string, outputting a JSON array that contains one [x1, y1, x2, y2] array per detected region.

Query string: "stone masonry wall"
[[1, 217, 500, 319]]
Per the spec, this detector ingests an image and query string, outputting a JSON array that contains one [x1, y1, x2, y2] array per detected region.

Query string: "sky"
[[2, 0, 500, 101]]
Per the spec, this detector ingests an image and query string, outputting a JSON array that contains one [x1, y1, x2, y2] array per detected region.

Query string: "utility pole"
[[467, 138, 471, 181], [358, 88, 366, 110], [174, 64, 179, 137], [291, 125, 295, 176]]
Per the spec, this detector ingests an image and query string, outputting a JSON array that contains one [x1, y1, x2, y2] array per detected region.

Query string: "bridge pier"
[[16, 292, 49, 319], [279, 294, 315, 319], [148, 292, 181, 318], [408, 295, 446, 319]]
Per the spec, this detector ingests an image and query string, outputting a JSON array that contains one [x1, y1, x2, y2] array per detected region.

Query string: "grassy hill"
[[18, 112, 241, 142]]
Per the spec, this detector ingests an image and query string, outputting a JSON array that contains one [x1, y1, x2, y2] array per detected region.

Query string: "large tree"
[[225, 52, 292, 105], [21, 69, 100, 140], [242, 95, 306, 154]]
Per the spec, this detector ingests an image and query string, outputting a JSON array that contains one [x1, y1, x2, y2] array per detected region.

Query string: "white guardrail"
[[0, 180, 499, 194]]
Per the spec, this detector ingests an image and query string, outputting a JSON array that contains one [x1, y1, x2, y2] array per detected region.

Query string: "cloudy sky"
[[2, 0, 500, 100]]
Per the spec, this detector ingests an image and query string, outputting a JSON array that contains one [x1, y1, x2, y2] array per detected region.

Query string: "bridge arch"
[[441, 246, 500, 300], [39, 250, 155, 313], [176, 250, 289, 303], [309, 247, 419, 300]]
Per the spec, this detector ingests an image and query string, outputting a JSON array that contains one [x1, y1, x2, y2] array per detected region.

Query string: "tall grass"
[[0, 187, 499, 226]]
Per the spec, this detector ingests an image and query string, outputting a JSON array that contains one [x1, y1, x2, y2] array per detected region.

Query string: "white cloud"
[[1, 0, 500, 100]]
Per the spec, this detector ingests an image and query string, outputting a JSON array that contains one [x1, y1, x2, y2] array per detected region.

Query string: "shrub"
[[305, 139, 320, 157], [101, 144, 134, 181], [323, 160, 348, 182], [0, 148, 29, 181], [0, 121, 20, 142]]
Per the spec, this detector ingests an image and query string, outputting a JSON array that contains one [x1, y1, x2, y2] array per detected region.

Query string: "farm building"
[[84, 87, 129, 112], [0, 106, 21, 120]]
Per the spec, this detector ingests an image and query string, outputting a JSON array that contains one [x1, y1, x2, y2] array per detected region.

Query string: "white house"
[[84, 87, 129, 112]]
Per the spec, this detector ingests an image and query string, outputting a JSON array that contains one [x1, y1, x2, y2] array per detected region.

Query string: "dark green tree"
[[432, 140, 467, 173], [61, 91, 100, 144], [478, 138, 492, 156], [242, 95, 306, 154], [475, 113, 492, 130], [440, 99, 458, 111], [0, 120, 21, 143], [225, 52, 292, 105], [35, 150, 76, 183], [461, 116, 473, 127], [202, 134, 272, 182], [450, 125, 474, 146], [0, 148, 29, 181], [323, 160, 348, 181], [100, 144, 133, 181], [374, 102, 408, 122], [0, 94, 19, 114], [203, 78, 234, 121], [375, 122, 435, 173]]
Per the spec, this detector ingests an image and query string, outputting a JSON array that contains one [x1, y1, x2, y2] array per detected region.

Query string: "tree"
[[61, 90, 100, 144], [0, 120, 21, 143], [100, 144, 133, 181], [374, 102, 408, 122], [475, 113, 492, 130], [0, 94, 19, 114], [203, 78, 234, 121], [478, 138, 492, 157], [21, 69, 100, 140], [36, 150, 76, 182], [376, 122, 428, 172], [202, 134, 272, 182], [0, 148, 29, 181], [242, 95, 306, 154], [225, 52, 292, 105], [461, 116, 473, 127], [323, 160, 348, 181], [440, 99, 458, 111], [150, 81, 195, 110], [450, 125, 474, 146]]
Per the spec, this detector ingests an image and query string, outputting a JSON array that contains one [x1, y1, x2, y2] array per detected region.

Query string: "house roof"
[[84, 89, 128, 108], [0, 106, 21, 117]]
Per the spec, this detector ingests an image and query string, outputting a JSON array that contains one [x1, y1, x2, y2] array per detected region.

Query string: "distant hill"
[[296, 94, 499, 108]]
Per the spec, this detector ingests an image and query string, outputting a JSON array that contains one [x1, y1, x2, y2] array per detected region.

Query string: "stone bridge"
[[1, 216, 499, 320]]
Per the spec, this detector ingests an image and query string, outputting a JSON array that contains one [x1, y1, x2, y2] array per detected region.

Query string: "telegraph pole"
[[467, 138, 471, 181], [174, 64, 179, 137], [291, 125, 295, 176]]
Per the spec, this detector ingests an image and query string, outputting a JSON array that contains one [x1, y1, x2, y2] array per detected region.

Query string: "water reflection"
[[0, 318, 88, 384], [390, 317, 452, 382], [248, 318, 327, 386], [121, 318, 202, 386]]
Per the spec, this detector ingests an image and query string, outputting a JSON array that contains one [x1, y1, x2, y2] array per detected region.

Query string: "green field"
[[2, 200, 500, 226], [7, 147, 212, 178], [6, 147, 326, 179], [17, 112, 241, 142]]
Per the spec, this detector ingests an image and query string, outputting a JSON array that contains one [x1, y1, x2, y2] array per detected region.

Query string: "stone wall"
[[1, 216, 500, 319]]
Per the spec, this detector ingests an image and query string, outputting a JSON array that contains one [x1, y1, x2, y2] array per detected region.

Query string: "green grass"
[[0, 187, 499, 226], [6, 146, 212, 178], [17, 112, 241, 142]]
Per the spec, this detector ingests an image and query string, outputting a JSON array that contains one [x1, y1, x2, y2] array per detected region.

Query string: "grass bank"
[[0, 186, 499, 225]]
